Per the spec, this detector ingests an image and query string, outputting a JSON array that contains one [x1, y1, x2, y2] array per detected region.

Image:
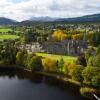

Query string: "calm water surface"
[[0, 67, 90, 100]]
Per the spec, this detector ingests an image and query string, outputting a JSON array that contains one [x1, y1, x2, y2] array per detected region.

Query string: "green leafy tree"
[[57, 58, 64, 72], [26, 53, 36, 69], [93, 53, 100, 67], [82, 66, 100, 85], [71, 65, 84, 82], [0, 41, 17, 64], [92, 32, 100, 46], [85, 49, 92, 62], [16, 50, 27, 67], [92, 73, 100, 87], [28, 56, 43, 72]]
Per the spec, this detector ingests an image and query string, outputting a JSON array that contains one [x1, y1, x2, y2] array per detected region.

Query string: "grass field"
[[0, 35, 19, 40], [36, 53, 77, 62], [0, 28, 12, 32]]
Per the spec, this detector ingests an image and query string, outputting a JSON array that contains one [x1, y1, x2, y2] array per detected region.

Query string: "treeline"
[[52, 30, 100, 46], [18, 27, 100, 47], [15, 49, 100, 88], [0, 40, 100, 88]]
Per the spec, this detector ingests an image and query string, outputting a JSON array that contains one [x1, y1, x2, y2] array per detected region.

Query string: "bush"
[[92, 73, 100, 87], [42, 58, 57, 72], [93, 54, 100, 67], [28, 56, 43, 72], [64, 62, 70, 76], [82, 66, 100, 85], [64, 62, 76, 76], [80, 87, 95, 98], [57, 58, 64, 72], [77, 53, 87, 67], [85, 49, 91, 62], [87, 57, 94, 66], [71, 65, 84, 82], [0, 60, 5, 65], [97, 45, 100, 54]]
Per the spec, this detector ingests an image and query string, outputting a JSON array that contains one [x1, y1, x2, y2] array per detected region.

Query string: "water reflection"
[[0, 67, 90, 100], [0, 67, 43, 84]]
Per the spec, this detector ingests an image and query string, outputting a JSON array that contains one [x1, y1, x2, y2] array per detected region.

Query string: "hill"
[[0, 17, 17, 25], [0, 13, 100, 25], [56, 13, 100, 23]]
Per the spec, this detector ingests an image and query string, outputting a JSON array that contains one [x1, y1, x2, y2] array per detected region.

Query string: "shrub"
[[71, 65, 84, 82], [93, 54, 100, 67], [57, 58, 64, 72], [97, 45, 100, 54], [92, 73, 100, 87], [87, 57, 94, 66], [0, 60, 5, 65], [80, 87, 95, 98], [77, 53, 87, 67], [82, 66, 100, 85], [64, 62, 76, 76], [42, 58, 57, 72], [85, 49, 91, 62], [64, 62, 70, 76]]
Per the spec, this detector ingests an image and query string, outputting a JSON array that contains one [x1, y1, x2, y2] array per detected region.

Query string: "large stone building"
[[19, 39, 87, 56], [42, 40, 87, 56]]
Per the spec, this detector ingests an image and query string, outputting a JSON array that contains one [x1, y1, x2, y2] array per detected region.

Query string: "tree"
[[77, 53, 87, 67], [93, 54, 100, 67], [85, 49, 92, 62], [87, 56, 94, 66], [72, 34, 82, 40], [97, 45, 100, 54], [57, 58, 64, 72], [82, 66, 100, 85], [87, 53, 100, 67], [71, 65, 83, 82], [28, 56, 43, 72], [0, 41, 17, 64], [52, 30, 67, 41], [92, 32, 100, 46], [26, 53, 36, 69], [43, 58, 57, 72], [92, 73, 100, 87], [64, 62, 76, 76], [16, 50, 27, 66]]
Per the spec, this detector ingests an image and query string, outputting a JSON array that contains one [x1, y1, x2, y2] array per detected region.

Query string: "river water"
[[0, 67, 90, 100]]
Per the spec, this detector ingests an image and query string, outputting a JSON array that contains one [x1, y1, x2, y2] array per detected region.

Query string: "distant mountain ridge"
[[30, 16, 57, 22], [0, 13, 100, 25], [56, 13, 100, 22], [0, 17, 17, 25]]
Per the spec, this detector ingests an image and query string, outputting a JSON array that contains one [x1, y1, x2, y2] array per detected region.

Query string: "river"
[[0, 67, 90, 100]]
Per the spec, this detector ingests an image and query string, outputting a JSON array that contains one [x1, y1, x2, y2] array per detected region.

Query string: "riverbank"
[[21, 67, 100, 100], [0, 65, 99, 100]]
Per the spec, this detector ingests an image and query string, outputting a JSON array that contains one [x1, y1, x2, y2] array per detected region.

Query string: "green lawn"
[[0, 35, 19, 40], [0, 28, 12, 32], [36, 53, 77, 62]]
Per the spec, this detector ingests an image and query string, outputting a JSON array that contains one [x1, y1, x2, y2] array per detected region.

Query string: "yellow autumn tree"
[[72, 34, 83, 40], [42, 58, 57, 72], [52, 30, 67, 41]]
